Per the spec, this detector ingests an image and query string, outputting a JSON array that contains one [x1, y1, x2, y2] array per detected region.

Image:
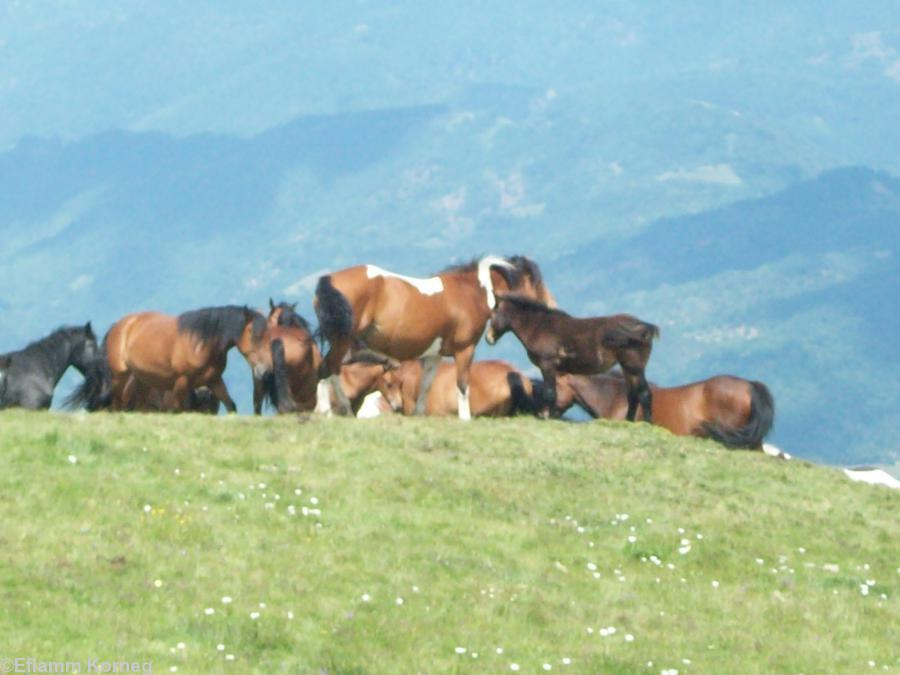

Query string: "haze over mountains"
[[1, 3, 897, 465]]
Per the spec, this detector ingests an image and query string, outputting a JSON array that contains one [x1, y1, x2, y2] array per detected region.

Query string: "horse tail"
[[313, 275, 353, 350], [602, 318, 660, 350], [269, 338, 297, 414], [703, 380, 775, 449], [507, 371, 535, 415], [65, 333, 112, 411]]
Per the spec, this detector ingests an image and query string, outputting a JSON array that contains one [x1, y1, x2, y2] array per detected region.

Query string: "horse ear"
[[290, 302, 298, 310], [269, 298, 275, 310], [85, 321, 94, 337]]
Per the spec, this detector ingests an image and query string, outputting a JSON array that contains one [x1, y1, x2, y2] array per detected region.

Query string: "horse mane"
[[14, 325, 89, 358], [440, 255, 546, 298], [177, 306, 264, 349], [439, 257, 480, 274], [273, 303, 312, 331], [498, 293, 569, 317], [344, 349, 396, 367]]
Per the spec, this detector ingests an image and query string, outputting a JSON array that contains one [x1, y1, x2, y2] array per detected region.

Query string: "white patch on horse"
[[314, 380, 332, 415], [477, 255, 514, 309], [366, 265, 443, 295], [357, 391, 388, 418], [457, 385, 472, 421], [843, 468, 900, 490]]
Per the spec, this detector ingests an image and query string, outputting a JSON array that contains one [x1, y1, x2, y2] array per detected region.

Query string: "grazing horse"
[[71, 306, 266, 412], [0, 324, 99, 410], [244, 300, 322, 414], [313, 255, 555, 420], [377, 359, 536, 417], [486, 295, 658, 420], [554, 373, 775, 449]]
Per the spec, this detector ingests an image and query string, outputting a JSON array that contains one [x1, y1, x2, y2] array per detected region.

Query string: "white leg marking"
[[356, 391, 386, 419], [315, 379, 333, 415], [457, 385, 471, 421]]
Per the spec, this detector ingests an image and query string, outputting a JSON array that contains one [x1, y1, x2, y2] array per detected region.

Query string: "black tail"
[[65, 333, 112, 411], [507, 371, 536, 415], [313, 275, 353, 350], [269, 338, 297, 414], [703, 381, 775, 449]]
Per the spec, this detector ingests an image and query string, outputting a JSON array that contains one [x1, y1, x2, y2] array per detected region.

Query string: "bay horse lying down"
[[314, 255, 555, 420], [70, 306, 267, 412], [554, 372, 775, 450], [0, 324, 99, 409], [376, 359, 536, 417], [486, 295, 658, 420]]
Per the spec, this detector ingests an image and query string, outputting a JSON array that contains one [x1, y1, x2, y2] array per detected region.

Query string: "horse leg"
[[452, 345, 476, 421], [316, 336, 352, 416], [252, 375, 265, 415], [414, 354, 441, 416], [539, 363, 560, 419], [170, 375, 193, 412], [207, 376, 237, 414], [623, 369, 652, 423]]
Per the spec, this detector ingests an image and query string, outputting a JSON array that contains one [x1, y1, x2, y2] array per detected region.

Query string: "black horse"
[[486, 295, 659, 420], [0, 324, 100, 410]]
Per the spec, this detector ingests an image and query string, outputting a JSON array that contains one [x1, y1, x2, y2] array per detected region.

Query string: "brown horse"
[[262, 301, 398, 415], [77, 306, 267, 412], [486, 294, 658, 420], [243, 301, 322, 414], [376, 358, 536, 417], [554, 372, 775, 449], [313, 255, 555, 420]]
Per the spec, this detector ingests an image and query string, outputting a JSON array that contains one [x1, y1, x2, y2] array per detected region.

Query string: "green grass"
[[0, 411, 896, 674]]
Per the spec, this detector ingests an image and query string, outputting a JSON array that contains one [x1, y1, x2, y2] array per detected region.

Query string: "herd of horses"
[[0, 254, 775, 450]]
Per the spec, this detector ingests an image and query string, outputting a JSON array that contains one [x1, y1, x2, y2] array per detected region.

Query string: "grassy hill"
[[0, 411, 896, 673]]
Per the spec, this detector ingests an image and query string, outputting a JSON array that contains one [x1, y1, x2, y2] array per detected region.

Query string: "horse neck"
[[33, 332, 82, 384], [506, 303, 546, 343], [452, 269, 497, 318]]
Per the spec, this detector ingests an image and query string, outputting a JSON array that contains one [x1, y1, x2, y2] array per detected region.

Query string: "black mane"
[[273, 303, 312, 331], [440, 255, 543, 289], [15, 325, 92, 360], [177, 306, 263, 349], [499, 293, 569, 317]]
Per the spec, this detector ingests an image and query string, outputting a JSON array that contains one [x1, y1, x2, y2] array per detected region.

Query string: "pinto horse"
[[376, 358, 536, 417], [554, 372, 775, 449], [0, 324, 99, 409], [486, 295, 658, 420], [313, 255, 554, 420], [71, 306, 267, 412]]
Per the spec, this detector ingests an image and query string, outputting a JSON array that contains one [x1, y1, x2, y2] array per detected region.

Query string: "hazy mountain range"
[[0, 2, 897, 466]]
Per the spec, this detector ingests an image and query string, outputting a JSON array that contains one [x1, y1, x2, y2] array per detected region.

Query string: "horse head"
[[485, 295, 514, 345], [237, 308, 270, 365], [268, 299, 308, 330], [70, 321, 100, 373], [376, 359, 417, 413]]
